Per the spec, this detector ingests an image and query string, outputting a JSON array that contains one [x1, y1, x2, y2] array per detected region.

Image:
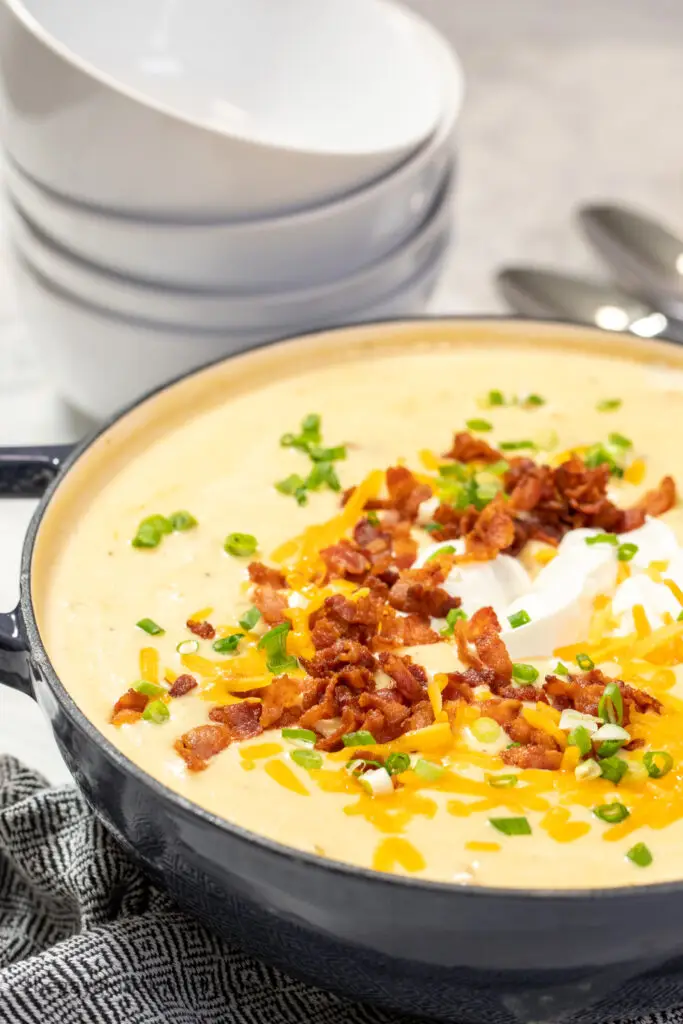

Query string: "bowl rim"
[[21, 314, 683, 904], [4, 0, 464, 162]]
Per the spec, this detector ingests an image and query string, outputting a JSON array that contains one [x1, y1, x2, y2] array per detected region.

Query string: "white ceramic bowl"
[[8, 172, 454, 331], [12, 247, 446, 420], [3, 18, 462, 291], [0, 0, 447, 218]]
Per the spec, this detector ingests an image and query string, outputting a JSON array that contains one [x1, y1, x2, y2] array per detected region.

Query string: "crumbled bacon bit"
[[253, 585, 288, 625], [209, 701, 263, 739], [388, 562, 461, 619], [187, 619, 216, 640], [174, 724, 231, 772], [111, 688, 148, 723], [320, 540, 371, 579], [543, 669, 662, 725], [259, 675, 308, 729], [636, 475, 677, 517], [248, 562, 287, 589], [378, 652, 427, 702], [444, 432, 502, 464], [301, 638, 377, 677], [169, 673, 198, 698], [454, 607, 513, 682], [344, 467, 431, 523], [501, 744, 563, 770]]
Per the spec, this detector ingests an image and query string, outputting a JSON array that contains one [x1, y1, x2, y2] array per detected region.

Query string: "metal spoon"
[[496, 265, 683, 342], [578, 203, 683, 320]]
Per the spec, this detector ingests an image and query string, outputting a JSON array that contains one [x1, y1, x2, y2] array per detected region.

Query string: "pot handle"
[[0, 606, 32, 697], [0, 444, 73, 497]]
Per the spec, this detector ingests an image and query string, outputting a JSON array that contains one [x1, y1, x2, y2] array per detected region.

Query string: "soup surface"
[[37, 333, 683, 888]]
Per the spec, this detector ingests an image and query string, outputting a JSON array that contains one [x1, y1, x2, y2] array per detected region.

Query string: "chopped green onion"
[[643, 750, 674, 779], [142, 699, 170, 724], [224, 532, 258, 557], [414, 759, 445, 782], [488, 773, 518, 789], [625, 761, 649, 784], [142, 514, 173, 536], [301, 412, 321, 435], [489, 816, 532, 836], [533, 429, 559, 451], [385, 752, 411, 775], [440, 607, 468, 636], [598, 755, 628, 784], [358, 767, 394, 797], [422, 522, 441, 533], [559, 709, 600, 732], [290, 749, 323, 771], [585, 533, 618, 546], [598, 682, 624, 725], [627, 842, 653, 867], [568, 726, 593, 758], [508, 609, 531, 629], [593, 802, 630, 824], [239, 606, 261, 631], [554, 662, 570, 676], [523, 393, 546, 407], [597, 740, 624, 758], [471, 717, 502, 744], [487, 389, 505, 406], [608, 432, 632, 450], [367, 510, 380, 526], [678, 610, 683, 623], [275, 474, 308, 506], [308, 444, 347, 463], [596, 398, 622, 412], [169, 510, 198, 531], [426, 545, 456, 562], [593, 723, 630, 743], [575, 760, 602, 781], [507, 741, 522, 749], [487, 460, 510, 476], [346, 759, 383, 777], [341, 730, 376, 748], [584, 443, 623, 477], [135, 680, 166, 698], [576, 653, 595, 672], [176, 639, 199, 655], [499, 440, 537, 452], [136, 618, 165, 636], [439, 462, 469, 480], [466, 418, 493, 432], [257, 622, 298, 674], [212, 634, 244, 654], [617, 543, 638, 562], [306, 461, 341, 493], [282, 727, 317, 746], [281, 413, 321, 450], [131, 519, 166, 549], [512, 663, 539, 684]]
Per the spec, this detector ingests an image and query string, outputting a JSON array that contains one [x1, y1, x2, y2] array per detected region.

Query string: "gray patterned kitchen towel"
[[1, 753, 683, 1024]]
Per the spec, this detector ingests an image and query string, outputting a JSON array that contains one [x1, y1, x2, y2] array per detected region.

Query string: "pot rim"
[[19, 314, 683, 904]]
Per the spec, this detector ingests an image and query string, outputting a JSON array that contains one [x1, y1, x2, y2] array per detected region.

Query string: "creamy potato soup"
[[37, 333, 683, 888]]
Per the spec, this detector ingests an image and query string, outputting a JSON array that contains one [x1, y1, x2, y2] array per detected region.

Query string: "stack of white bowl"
[[0, 0, 463, 419]]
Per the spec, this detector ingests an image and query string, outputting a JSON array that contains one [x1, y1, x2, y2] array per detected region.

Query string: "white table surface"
[[0, 0, 682, 784]]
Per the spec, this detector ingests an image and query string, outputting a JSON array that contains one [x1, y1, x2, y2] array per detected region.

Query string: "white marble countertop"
[[0, 0, 682, 785]]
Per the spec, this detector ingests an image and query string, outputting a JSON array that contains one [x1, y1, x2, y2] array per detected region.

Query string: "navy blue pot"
[[1, 319, 683, 1024]]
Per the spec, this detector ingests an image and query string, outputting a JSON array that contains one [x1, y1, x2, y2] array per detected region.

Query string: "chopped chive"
[[385, 752, 411, 775], [281, 413, 321, 450], [488, 773, 518, 789], [257, 622, 298, 674], [499, 440, 536, 452], [598, 682, 624, 725], [617, 543, 638, 562], [132, 523, 163, 549], [239, 606, 261, 631], [487, 389, 505, 406], [224, 532, 258, 557], [341, 730, 376, 747], [489, 816, 532, 836], [135, 680, 166, 698], [426, 545, 456, 563], [568, 726, 592, 757], [508, 609, 531, 629], [301, 412, 321, 434], [523, 393, 546, 407], [596, 398, 622, 412], [142, 699, 170, 724], [308, 444, 347, 463], [487, 460, 510, 476], [609, 432, 632, 450], [305, 461, 341, 493], [554, 662, 569, 676], [439, 462, 468, 480], [643, 750, 674, 779], [169, 510, 198, 531], [576, 653, 595, 672], [593, 802, 630, 824], [367, 510, 380, 526], [585, 533, 618, 546], [142, 514, 173, 536], [466, 418, 493, 432], [414, 759, 445, 782], [282, 727, 317, 745], [512, 663, 539, 684], [136, 618, 165, 636], [275, 474, 308, 506], [290, 749, 323, 771], [440, 607, 467, 637], [627, 842, 653, 867], [584, 443, 623, 477], [212, 634, 244, 654], [176, 639, 199, 655], [598, 755, 628, 784]]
